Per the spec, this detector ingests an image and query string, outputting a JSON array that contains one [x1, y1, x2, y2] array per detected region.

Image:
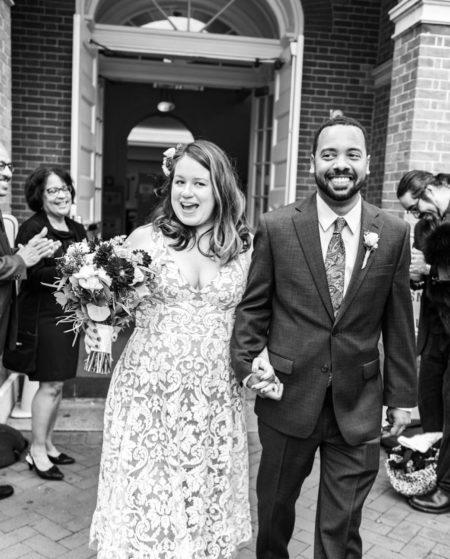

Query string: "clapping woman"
[[10, 167, 86, 480]]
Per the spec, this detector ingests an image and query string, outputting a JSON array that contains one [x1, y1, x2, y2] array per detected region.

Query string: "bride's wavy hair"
[[153, 140, 251, 263]]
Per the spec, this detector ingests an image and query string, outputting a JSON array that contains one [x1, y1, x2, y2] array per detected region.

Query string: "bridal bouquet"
[[50, 236, 154, 374]]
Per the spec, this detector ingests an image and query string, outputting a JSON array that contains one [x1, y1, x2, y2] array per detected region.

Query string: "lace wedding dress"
[[90, 227, 252, 558]]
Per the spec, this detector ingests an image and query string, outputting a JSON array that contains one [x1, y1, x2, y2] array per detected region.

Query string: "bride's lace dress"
[[90, 227, 252, 558]]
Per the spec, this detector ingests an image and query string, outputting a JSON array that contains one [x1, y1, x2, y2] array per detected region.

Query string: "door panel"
[[71, 14, 101, 225], [269, 37, 303, 210], [247, 36, 303, 223]]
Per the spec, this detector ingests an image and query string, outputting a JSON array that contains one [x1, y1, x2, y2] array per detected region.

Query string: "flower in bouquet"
[[49, 236, 155, 375]]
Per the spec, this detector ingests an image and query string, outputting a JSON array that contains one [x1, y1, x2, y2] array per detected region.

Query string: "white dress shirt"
[[317, 193, 361, 296]]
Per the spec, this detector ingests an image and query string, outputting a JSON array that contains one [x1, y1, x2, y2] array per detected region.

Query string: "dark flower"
[[133, 249, 152, 268], [106, 257, 135, 290], [94, 243, 114, 269]]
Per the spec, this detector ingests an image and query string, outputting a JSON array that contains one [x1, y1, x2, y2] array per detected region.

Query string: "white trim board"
[[390, 0, 450, 38], [99, 57, 273, 89], [92, 24, 284, 63]]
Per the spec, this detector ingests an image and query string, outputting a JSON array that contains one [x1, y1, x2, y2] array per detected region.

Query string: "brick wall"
[[11, 0, 75, 223], [382, 23, 450, 213], [366, 0, 396, 207], [298, 0, 382, 200], [0, 0, 12, 214]]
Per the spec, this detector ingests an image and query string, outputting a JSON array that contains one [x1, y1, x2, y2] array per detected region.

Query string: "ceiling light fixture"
[[157, 89, 175, 112]]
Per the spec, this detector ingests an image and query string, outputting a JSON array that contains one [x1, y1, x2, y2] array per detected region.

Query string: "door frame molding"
[[99, 57, 273, 89], [92, 23, 284, 63]]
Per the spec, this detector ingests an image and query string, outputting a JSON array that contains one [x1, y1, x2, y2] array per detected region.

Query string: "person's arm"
[[0, 253, 26, 283], [381, 223, 417, 434], [15, 222, 59, 288], [231, 215, 275, 384]]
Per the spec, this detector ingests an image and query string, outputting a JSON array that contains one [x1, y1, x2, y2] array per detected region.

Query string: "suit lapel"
[[292, 194, 335, 322], [334, 201, 383, 326]]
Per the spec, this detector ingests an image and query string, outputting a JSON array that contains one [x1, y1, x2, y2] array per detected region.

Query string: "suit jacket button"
[[321, 364, 330, 373]]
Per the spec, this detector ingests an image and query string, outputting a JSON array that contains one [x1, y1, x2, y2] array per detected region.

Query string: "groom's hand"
[[248, 357, 283, 400], [382, 407, 411, 438]]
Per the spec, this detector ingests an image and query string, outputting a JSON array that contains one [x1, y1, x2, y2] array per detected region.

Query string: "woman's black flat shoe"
[[48, 452, 75, 465], [25, 454, 64, 481]]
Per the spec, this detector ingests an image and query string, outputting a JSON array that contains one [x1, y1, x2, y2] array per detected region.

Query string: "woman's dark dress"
[[16, 212, 86, 382]]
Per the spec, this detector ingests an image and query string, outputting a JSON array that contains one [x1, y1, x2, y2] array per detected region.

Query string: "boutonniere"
[[362, 231, 379, 269]]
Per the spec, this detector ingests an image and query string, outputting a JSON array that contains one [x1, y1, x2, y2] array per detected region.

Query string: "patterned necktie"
[[325, 217, 346, 316]]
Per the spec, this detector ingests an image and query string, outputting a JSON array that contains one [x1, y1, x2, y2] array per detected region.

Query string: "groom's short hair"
[[312, 115, 368, 155]]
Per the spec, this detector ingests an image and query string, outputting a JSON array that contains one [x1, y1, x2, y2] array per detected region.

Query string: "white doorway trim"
[[99, 58, 273, 89], [92, 24, 284, 63]]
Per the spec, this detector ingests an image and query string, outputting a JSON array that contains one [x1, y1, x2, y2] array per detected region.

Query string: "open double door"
[[71, 15, 303, 229]]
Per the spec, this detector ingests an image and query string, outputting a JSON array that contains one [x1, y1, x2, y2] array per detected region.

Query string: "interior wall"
[[103, 82, 251, 237]]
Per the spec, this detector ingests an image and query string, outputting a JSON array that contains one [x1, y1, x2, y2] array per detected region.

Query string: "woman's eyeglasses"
[[0, 161, 14, 172], [45, 185, 71, 197]]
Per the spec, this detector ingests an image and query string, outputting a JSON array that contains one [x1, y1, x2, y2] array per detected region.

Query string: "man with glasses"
[[397, 172, 450, 514], [0, 141, 58, 500]]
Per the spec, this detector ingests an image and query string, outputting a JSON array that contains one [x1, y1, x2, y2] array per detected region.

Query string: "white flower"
[[97, 268, 112, 286], [362, 231, 380, 269], [113, 245, 131, 259], [132, 267, 144, 285], [162, 147, 177, 176], [74, 265, 103, 291], [163, 147, 176, 158], [363, 231, 379, 250]]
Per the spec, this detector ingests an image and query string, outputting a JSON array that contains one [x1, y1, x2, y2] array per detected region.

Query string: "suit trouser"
[[418, 332, 450, 491], [436, 353, 450, 492], [255, 390, 380, 559], [418, 333, 449, 432]]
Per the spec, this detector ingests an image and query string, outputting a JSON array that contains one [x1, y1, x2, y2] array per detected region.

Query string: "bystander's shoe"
[[409, 487, 450, 514], [48, 452, 75, 465], [0, 484, 14, 500]]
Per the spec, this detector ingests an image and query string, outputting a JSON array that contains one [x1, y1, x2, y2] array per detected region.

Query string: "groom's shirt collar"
[[317, 193, 362, 235]]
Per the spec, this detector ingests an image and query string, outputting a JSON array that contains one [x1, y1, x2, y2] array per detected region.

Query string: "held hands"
[[17, 227, 61, 267], [381, 407, 411, 438], [248, 356, 284, 401]]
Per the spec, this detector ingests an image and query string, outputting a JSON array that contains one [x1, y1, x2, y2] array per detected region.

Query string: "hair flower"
[[161, 145, 182, 176], [362, 231, 379, 269]]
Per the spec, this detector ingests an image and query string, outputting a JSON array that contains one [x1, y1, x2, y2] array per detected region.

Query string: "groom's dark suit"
[[231, 194, 417, 558], [0, 211, 25, 354]]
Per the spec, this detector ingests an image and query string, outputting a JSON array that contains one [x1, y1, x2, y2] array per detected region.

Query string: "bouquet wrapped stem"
[[85, 324, 114, 375]]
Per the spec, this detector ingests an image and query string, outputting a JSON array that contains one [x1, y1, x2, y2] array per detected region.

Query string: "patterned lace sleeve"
[[128, 223, 165, 262]]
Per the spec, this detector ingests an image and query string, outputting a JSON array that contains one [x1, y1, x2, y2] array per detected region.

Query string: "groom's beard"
[[315, 170, 366, 202]]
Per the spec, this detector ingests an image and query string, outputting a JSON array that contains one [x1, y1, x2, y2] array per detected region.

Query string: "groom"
[[231, 115, 417, 558]]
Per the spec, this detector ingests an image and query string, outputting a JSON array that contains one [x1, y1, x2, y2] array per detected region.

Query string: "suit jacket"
[[0, 210, 26, 352], [415, 212, 450, 354], [231, 194, 417, 446]]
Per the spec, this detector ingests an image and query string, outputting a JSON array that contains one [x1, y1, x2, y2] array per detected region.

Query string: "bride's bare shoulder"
[[127, 223, 160, 250]]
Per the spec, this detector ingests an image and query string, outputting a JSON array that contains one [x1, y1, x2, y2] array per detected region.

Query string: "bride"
[[89, 140, 277, 558]]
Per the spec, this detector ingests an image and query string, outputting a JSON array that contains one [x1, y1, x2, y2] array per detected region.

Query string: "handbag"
[[3, 329, 38, 374], [385, 443, 440, 497]]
